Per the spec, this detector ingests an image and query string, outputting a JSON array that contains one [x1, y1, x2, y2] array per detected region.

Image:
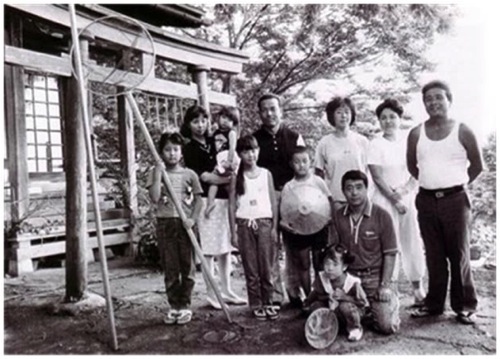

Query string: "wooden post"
[[69, 5, 118, 349], [5, 15, 31, 275], [64, 34, 90, 301], [190, 64, 211, 126]]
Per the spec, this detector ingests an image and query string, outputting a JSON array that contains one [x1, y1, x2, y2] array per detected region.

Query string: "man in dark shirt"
[[253, 94, 305, 191], [253, 93, 305, 307]]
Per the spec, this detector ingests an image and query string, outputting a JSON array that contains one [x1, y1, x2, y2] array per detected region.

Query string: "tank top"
[[416, 121, 468, 189], [236, 168, 273, 219]]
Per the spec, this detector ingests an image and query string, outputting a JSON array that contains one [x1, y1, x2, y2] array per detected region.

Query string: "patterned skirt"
[[197, 198, 234, 256]]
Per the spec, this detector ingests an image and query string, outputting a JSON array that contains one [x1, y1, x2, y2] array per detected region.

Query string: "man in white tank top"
[[406, 80, 483, 325]]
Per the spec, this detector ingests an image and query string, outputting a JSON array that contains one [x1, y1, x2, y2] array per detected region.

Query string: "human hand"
[[271, 228, 278, 244], [328, 297, 339, 311], [390, 190, 402, 203], [377, 286, 392, 302], [394, 201, 407, 215], [184, 218, 195, 229], [230, 230, 238, 249]]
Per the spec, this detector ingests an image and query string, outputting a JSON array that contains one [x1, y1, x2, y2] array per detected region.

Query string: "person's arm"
[[369, 164, 406, 214], [459, 123, 484, 183], [227, 129, 237, 167], [369, 164, 402, 203], [228, 174, 238, 248], [406, 125, 420, 180], [314, 140, 326, 179], [268, 171, 279, 242], [378, 211, 398, 302], [200, 171, 232, 185], [378, 253, 397, 302], [148, 164, 164, 203], [186, 193, 203, 228]]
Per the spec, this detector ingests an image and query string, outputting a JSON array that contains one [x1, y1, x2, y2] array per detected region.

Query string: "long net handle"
[[125, 92, 232, 323], [68, 4, 119, 351]]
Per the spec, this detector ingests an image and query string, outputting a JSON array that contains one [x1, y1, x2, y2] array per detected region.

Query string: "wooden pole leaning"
[[124, 92, 232, 323], [68, 4, 119, 351]]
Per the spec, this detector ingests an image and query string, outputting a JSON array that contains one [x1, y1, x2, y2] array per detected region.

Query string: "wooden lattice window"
[[24, 73, 63, 173]]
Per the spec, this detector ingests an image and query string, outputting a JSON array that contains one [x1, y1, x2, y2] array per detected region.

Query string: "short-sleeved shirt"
[[253, 123, 305, 191], [331, 201, 398, 271], [314, 132, 369, 201], [146, 166, 203, 218], [183, 137, 227, 199]]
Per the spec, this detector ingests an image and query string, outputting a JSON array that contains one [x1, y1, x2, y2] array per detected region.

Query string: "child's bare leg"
[[205, 185, 218, 218]]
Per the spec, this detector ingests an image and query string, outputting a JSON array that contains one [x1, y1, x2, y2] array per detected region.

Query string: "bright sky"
[[405, 3, 498, 145], [308, 2, 498, 145]]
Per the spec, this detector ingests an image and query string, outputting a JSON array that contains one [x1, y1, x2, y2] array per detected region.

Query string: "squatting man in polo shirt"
[[331, 170, 400, 335]]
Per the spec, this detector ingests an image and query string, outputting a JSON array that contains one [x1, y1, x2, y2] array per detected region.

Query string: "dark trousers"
[[157, 218, 195, 310], [237, 218, 275, 309], [282, 227, 327, 301], [415, 190, 478, 313]]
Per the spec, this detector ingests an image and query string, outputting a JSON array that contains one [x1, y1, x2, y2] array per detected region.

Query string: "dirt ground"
[[3, 255, 497, 355]]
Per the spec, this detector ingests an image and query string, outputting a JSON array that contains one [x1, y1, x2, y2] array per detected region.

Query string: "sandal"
[[456, 311, 476, 325], [410, 306, 442, 318], [265, 305, 279, 320], [253, 307, 267, 321], [164, 309, 179, 325], [177, 309, 193, 325]]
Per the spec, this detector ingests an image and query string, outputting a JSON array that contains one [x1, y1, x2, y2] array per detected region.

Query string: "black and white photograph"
[[2, 2, 497, 355]]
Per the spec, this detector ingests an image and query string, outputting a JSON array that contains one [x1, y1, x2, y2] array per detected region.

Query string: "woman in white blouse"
[[314, 97, 369, 210], [368, 98, 426, 306]]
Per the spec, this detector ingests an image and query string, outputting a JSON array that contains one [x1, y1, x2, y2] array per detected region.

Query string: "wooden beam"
[[8, 4, 246, 74], [28, 232, 130, 259], [4, 46, 71, 76], [5, 45, 237, 106], [5, 15, 29, 226]]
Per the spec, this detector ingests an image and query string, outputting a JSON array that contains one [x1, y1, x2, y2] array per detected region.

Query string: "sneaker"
[[177, 309, 193, 325], [252, 307, 267, 321], [264, 305, 279, 320], [347, 328, 363, 342], [164, 309, 179, 325]]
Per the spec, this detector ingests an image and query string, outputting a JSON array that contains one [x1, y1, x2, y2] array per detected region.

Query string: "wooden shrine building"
[[3, 4, 248, 276]]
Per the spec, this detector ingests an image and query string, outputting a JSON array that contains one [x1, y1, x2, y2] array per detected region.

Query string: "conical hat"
[[280, 183, 331, 235], [305, 308, 338, 349]]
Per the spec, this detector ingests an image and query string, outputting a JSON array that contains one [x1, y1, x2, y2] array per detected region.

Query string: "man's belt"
[[350, 267, 380, 276], [419, 185, 464, 199]]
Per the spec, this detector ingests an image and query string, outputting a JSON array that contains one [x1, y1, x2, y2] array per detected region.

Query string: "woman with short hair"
[[367, 98, 426, 306]]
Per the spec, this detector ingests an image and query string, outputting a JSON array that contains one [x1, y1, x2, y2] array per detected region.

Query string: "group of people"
[[147, 80, 483, 342]]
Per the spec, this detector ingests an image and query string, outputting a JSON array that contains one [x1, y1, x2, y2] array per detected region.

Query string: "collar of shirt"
[[342, 200, 373, 245], [342, 200, 373, 218], [260, 122, 283, 137]]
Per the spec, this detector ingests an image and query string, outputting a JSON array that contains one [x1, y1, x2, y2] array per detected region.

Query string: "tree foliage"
[[177, 4, 457, 125]]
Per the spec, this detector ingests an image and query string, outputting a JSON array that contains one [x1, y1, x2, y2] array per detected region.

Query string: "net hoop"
[[69, 14, 156, 97]]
